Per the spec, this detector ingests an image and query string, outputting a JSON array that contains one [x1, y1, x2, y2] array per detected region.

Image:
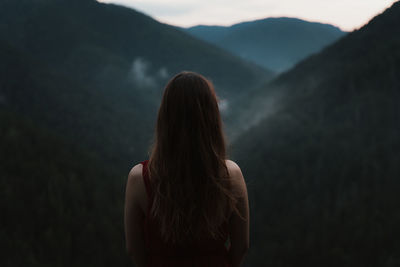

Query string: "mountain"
[[0, 109, 128, 267], [233, 2, 400, 266], [0, 39, 133, 266], [0, 0, 272, 171], [186, 17, 346, 72]]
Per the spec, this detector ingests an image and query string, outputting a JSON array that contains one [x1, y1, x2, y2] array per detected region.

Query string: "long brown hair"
[[148, 71, 238, 244]]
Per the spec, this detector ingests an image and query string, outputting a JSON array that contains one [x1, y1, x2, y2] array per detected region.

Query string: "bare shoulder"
[[126, 163, 146, 211], [226, 159, 241, 172], [127, 163, 144, 189], [128, 163, 143, 182], [225, 159, 242, 179], [225, 160, 247, 195]]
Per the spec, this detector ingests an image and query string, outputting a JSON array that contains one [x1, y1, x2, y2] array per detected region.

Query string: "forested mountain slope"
[[0, 0, 271, 170], [234, 2, 400, 266], [0, 110, 128, 267], [186, 18, 345, 72], [0, 41, 131, 266]]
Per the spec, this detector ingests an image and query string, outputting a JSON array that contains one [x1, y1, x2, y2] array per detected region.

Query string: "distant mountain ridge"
[[186, 17, 346, 72], [234, 2, 400, 266]]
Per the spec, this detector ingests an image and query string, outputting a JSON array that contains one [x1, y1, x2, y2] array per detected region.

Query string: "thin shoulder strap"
[[141, 160, 153, 202]]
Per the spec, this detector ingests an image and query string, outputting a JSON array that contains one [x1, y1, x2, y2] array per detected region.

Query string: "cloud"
[[97, 0, 196, 17], [157, 67, 168, 79], [130, 57, 169, 88], [218, 98, 229, 113]]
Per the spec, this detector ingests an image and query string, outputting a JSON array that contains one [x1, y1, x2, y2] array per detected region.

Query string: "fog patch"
[[157, 67, 168, 79], [130, 58, 169, 88], [245, 96, 279, 129], [228, 91, 283, 141], [218, 98, 229, 114]]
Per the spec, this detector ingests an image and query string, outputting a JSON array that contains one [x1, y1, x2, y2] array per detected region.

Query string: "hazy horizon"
[[96, 0, 397, 31]]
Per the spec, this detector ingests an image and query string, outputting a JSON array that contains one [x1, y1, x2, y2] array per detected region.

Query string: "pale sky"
[[97, 0, 397, 31]]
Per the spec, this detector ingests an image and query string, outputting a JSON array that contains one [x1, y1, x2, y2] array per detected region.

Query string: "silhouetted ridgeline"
[[186, 18, 346, 72], [234, 2, 400, 266]]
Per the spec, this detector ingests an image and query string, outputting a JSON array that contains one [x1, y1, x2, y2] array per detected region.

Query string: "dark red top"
[[140, 160, 232, 267]]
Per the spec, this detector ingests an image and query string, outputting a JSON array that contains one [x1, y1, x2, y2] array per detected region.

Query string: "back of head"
[[148, 71, 237, 244]]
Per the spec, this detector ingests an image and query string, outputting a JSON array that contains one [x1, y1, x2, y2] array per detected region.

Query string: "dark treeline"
[[0, 110, 127, 266]]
